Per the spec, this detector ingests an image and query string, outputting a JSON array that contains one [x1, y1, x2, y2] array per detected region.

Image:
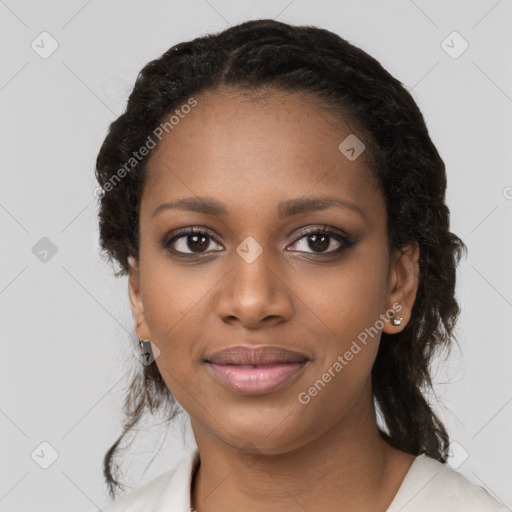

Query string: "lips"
[[205, 345, 310, 395], [206, 345, 309, 365]]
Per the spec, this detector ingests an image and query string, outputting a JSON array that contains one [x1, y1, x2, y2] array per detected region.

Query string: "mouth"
[[204, 345, 310, 395], [206, 345, 309, 365]]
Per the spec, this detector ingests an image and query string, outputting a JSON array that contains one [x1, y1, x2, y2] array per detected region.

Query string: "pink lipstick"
[[205, 345, 309, 395]]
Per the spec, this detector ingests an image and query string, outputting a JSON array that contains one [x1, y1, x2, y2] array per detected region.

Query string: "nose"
[[216, 249, 294, 329]]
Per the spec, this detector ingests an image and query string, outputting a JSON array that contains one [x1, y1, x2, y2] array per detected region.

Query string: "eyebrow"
[[152, 196, 366, 221]]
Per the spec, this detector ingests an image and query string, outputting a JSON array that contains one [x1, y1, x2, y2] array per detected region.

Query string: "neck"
[[190, 383, 415, 512]]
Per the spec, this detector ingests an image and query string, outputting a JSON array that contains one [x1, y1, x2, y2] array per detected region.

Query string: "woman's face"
[[129, 87, 418, 454]]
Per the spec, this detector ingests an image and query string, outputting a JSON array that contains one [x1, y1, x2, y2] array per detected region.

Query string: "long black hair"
[[95, 18, 467, 498]]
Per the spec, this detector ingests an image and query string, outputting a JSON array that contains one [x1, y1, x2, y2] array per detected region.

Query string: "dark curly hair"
[[95, 18, 467, 499]]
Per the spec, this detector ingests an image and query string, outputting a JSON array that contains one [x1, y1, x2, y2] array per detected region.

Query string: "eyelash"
[[160, 225, 353, 258]]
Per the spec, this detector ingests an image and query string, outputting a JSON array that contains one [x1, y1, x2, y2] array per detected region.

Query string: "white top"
[[98, 448, 510, 511]]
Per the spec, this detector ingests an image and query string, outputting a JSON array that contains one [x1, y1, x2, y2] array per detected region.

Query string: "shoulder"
[[99, 469, 175, 512], [387, 454, 510, 512], [98, 447, 199, 512]]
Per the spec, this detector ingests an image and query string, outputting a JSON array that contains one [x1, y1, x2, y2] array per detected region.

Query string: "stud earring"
[[390, 308, 404, 326]]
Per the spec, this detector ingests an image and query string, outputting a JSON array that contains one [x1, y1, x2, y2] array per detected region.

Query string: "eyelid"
[[161, 226, 223, 254], [291, 224, 351, 244], [287, 225, 352, 254], [162, 224, 352, 256]]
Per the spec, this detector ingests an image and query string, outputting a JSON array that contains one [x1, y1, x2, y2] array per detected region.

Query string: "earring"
[[136, 320, 151, 348], [390, 308, 404, 326]]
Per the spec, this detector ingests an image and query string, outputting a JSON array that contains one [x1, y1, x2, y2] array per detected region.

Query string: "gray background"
[[1, 0, 511, 510]]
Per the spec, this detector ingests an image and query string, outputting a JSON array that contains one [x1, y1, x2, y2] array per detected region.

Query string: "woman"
[[95, 18, 509, 512]]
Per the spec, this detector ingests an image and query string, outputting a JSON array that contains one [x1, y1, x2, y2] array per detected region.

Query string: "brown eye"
[[287, 227, 353, 255], [163, 228, 223, 255]]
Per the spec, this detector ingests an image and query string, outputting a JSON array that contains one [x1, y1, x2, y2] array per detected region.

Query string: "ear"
[[127, 255, 151, 341], [382, 242, 420, 334]]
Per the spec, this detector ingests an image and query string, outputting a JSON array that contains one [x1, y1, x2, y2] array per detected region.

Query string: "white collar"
[[153, 447, 200, 510]]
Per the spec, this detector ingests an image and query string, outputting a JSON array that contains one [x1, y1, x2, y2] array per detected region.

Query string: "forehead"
[[141, 87, 383, 220]]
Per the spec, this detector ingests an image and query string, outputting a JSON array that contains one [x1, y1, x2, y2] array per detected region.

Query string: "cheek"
[[138, 256, 211, 375], [140, 243, 216, 330], [290, 247, 389, 337], [287, 249, 389, 388]]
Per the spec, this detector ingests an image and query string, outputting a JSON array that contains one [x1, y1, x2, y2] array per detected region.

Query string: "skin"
[[128, 86, 420, 512]]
